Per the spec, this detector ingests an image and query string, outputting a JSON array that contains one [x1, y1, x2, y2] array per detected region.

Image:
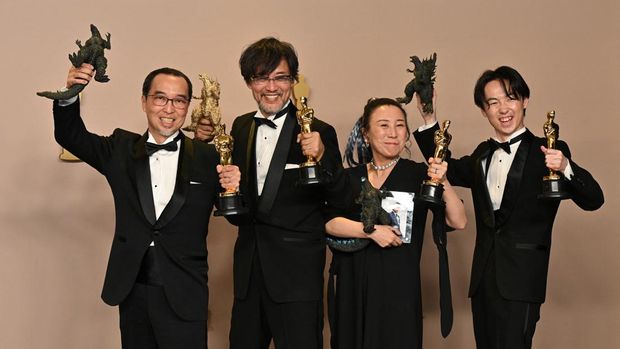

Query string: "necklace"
[[370, 157, 400, 171]]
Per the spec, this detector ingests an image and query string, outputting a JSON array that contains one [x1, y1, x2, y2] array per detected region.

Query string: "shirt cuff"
[[56, 88, 78, 106], [562, 162, 574, 180], [417, 121, 438, 132]]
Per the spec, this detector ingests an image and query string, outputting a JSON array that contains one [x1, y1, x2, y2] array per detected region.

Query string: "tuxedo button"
[[495, 228, 501, 235], [153, 230, 160, 236]]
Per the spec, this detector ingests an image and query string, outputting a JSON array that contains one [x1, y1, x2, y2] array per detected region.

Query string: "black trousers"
[[471, 248, 541, 349], [119, 247, 207, 349], [229, 253, 323, 349]]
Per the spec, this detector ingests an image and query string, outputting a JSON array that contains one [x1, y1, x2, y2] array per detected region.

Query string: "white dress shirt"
[[485, 128, 526, 210], [254, 102, 290, 195], [146, 131, 181, 245]]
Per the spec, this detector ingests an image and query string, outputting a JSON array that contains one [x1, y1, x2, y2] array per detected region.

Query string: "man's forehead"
[[150, 74, 189, 96], [485, 80, 514, 99], [256, 60, 290, 76]]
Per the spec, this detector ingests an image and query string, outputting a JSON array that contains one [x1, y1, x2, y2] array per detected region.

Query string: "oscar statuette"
[[183, 73, 246, 215], [538, 110, 570, 200], [296, 96, 322, 185], [213, 124, 248, 216], [417, 120, 452, 206]]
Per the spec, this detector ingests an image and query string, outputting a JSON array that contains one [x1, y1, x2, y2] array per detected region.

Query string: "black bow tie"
[[254, 117, 277, 129], [145, 133, 183, 156], [487, 132, 525, 154], [254, 104, 290, 129]]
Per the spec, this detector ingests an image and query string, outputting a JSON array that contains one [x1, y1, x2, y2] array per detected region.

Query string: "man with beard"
[[197, 37, 347, 349]]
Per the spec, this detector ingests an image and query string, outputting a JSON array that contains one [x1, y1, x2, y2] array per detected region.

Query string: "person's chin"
[[260, 101, 285, 115]]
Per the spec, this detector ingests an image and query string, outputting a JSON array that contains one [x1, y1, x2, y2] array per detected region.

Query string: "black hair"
[[142, 67, 192, 99], [473, 66, 530, 110], [239, 37, 299, 83], [344, 97, 410, 167]]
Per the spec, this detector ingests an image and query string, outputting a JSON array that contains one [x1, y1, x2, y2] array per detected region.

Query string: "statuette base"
[[538, 177, 570, 200], [214, 192, 248, 216], [417, 180, 445, 206]]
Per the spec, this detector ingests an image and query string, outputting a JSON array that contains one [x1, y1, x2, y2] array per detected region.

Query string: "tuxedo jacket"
[[227, 103, 348, 303], [415, 125, 603, 303], [53, 100, 220, 321]]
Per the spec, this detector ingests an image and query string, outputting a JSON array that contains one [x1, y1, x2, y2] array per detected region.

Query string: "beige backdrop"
[[1, 0, 618, 348]]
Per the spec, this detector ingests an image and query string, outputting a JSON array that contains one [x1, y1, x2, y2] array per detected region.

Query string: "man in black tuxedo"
[[52, 65, 240, 349], [195, 37, 347, 348], [414, 66, 603, 349]]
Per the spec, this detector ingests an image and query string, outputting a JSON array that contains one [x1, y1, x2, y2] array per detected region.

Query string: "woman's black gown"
[[327, 159, 430, 349]]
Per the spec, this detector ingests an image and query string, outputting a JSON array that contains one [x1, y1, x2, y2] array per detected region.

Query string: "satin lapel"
[[474, 145, 495, 228], [244, 120, 257, 201], [256, 111, 296, 217], [495, 130, 533, 226], [156, 135, 191, 228], [134, 133, 156, 225]]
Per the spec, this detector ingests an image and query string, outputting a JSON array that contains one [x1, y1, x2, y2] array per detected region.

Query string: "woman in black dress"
[[326, 98, 466, 348]]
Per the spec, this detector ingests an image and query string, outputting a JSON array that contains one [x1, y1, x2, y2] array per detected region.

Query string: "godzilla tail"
[[37, 84, 85, 100]]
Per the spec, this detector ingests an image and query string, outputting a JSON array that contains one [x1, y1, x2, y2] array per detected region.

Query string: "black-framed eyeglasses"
[[250, 75, 293, 86], [147, 94, 190, 109]]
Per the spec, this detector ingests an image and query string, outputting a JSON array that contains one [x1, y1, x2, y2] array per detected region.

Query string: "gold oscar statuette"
[[296, 96, 322, 185], [539, 110, 569, 200], [417, 120, 452, 206], [187, 73, 246, 215]]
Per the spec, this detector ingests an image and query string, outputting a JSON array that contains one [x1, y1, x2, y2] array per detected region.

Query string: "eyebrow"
[[152, 90, 189, 99], [374, 118, 406, 122]]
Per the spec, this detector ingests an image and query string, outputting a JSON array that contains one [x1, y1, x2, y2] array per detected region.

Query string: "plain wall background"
[[1, 0, 618, 348]]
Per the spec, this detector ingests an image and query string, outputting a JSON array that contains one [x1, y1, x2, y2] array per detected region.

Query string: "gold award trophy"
[[186, 73, 247, 215], [296, 96, 323, 185], [418, 120, 452, 206], [539, 111, 569, 200]]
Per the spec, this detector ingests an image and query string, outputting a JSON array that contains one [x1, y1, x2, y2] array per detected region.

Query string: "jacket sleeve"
[[319, 123, 351, 219], [413, 124, 477, 188], [53, 98, 114, 175], [558, 141, 604, 211]]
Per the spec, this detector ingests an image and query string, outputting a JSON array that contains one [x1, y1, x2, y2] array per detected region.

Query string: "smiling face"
[[481, 79, 529, 141], [364, 105, 408, 164], [141, 74, 190, 144], [247, 59, 293, 116]]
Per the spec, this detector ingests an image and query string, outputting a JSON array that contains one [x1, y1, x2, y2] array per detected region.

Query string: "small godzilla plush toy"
[[396, 52, 437, 114], [357, 178, 393, 234], [326, 177, 392, 252], [37, 24, 111, 100]]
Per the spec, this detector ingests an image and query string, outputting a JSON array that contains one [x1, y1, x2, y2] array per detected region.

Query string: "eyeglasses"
[[147, 94, 190, 109], [250, 75, 293, 86]]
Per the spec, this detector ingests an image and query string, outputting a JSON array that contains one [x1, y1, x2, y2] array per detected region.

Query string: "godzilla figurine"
[[326, 177, 392, 252], [183, 73, 221, 132], [396, 52, 437, 114], [37, 24, 111, 100], [357, 178, 393, 234]]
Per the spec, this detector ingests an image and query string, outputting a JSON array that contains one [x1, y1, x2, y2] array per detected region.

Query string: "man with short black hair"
[[414, 66, 603, 349], [52, 64, 240, 349], [197, 37, 347, 349]]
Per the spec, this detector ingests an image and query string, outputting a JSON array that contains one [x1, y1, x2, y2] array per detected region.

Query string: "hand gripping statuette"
[[539, 110, 569, 200], [296, 96, 323, 185], [188, 73, 246, 216], [418, 120, 452, 206]]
